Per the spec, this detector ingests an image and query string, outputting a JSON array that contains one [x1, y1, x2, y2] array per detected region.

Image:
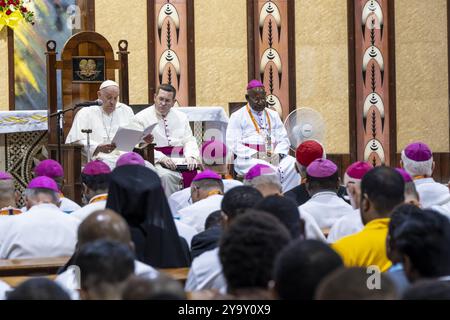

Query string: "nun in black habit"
[[106, 165, 191, 268]]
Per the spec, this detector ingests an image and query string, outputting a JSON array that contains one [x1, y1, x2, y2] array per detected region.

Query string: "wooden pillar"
[[247, 0, 296, 120], [147, 0, 196, 106], [348, 0, 397, 166]]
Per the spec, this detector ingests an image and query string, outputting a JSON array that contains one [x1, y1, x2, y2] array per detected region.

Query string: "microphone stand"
[[81, 129, 93, 162], [48, 105, 85, 163]]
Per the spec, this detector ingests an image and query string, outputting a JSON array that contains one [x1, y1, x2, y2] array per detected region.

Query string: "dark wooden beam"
[[387, 0, 397, 166], [147, 0, 156, 104], [246, 0, 256, 81], [186, 0, 196, 105], [347, 0, 357, 163]]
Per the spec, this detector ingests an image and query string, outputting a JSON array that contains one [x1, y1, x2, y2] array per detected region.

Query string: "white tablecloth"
[[0, 111, 47, 134]]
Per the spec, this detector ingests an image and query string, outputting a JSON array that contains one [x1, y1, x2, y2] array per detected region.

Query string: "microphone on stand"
[[75, 99, 103, 107]]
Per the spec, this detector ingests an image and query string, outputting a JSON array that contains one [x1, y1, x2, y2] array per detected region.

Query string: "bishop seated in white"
[[130, 84, 200, 197], [226, 80, 300, 192], [65, 80, 135, 169]]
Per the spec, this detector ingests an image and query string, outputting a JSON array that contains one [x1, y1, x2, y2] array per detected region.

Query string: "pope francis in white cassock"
[[65, 80, 135, 169], [226, 80, 300, 192], [130, 84, 200, 197]]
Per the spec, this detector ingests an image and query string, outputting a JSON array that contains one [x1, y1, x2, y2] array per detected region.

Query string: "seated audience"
[[122, 275, 186, 300], [190, 210, 223, 259], [0, 171, 21, 215], [6, 278, 70, 300], [244, 164, 282, 197], [402, 280, 450, 300]]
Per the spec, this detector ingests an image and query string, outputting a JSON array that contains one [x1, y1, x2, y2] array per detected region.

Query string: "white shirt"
[[299, 191, 355, 229], [55, 259, 159, 300], [0, 280, 11, 300], [0, 203, 79, 259], [300, 210, 327, 242], [65, 103, 134, 166], [432, 202, 450, 218], [226, 105, 290, 175], [131, 105, 199, 162], [168, 179, 242, 216], [59, 197, 81, 214], [70, 194, 108, 222], [174, 220, 198, 249], [178, 195, 224, 232], [327, 209, 364, 243], [185, 248, 226, 293], [414, 178, 450, 208]]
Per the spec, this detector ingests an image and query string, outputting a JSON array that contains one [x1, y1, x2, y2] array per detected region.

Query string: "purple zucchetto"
[[244, 164, 276, 180], [247, 79, 265, 90], [193, 170, 222, 182], [403, 142, 432, 162], [395, 168, 413, 183], [0, 171, 13, 180], [116, 152, 145, 167], [344, 161, 373, 184], [82, 160, 111, 176], [27, 176, 59, 193], [34, 159, 63, 179], [306, 159, 338, 178]]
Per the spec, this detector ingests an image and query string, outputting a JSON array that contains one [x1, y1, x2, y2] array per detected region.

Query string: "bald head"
[[0, 179, 16, 208], [77, 209, 132, 248]]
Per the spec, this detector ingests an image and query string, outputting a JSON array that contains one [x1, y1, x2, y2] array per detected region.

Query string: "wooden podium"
[[45, 31, 130, 204]]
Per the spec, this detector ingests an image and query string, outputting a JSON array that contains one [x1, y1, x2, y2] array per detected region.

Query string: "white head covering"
[[99, 80, 119, 90]]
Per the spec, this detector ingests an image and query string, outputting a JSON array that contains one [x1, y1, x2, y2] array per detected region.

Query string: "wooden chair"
[[45, 32, 140, 202], [227, 102, 247, 180]]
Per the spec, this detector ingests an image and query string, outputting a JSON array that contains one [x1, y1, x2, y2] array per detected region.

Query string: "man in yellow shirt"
[[332, 166, 405, 272]]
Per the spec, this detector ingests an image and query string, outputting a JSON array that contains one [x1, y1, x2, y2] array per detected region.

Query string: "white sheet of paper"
[[112, 127, 144, 152]]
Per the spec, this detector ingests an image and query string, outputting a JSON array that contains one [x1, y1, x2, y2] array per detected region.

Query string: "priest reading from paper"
[[65, 80, 134, 169], [130, 84, 200, 197]]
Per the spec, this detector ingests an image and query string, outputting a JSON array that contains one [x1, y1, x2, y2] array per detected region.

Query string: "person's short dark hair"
[[254, 195, 305, 239], [306, 171, 339, 193], [403, 280, 450, 300], [219, 210, 291, 292], [360, 166, 405, 215], [221, 186, 263, 220], [6, 278, 70, 300], [157, 84, 176, 99], [204, 210, 223, 230], [274, 239, 343, 300], [122, 275, 186, 300], [192, 178, 224, 193], [315, 267, 398, 300], [392, 209, 450, 280], [74, 239, 135, 291], [81, 173, 110, 192]]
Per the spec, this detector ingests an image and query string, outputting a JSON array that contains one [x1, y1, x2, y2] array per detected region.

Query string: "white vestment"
[[327, 209, 363, 243], [300, 210, 327, 241], [178, 195, 224, 233], [174, 220, 198, 249], [0, 203, 79, 259], [65, 103, 135, 169], [226, 105, 300, 192], [299, 191, 355, 230], [168, 179, 242, 216], [131, 105, 200, 196], [185, 248, 226, 293], [414, 178, 450, 208], [432, 201, 450, 218], [59, 196, 81, 214], [0, 280, 11, 300], [56, 259, 159, 300], [70, 194, 107, 222]]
